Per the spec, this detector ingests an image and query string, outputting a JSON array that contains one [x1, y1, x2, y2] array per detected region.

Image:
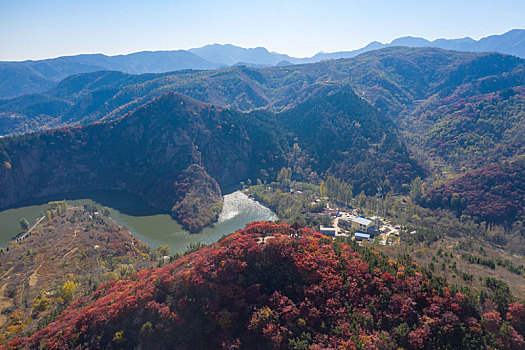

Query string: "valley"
[[0, 87, 416, 233], [1, 30, 525, 348]]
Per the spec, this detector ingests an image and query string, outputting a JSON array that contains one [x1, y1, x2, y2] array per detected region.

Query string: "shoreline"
[[0, 190, 277, 252]]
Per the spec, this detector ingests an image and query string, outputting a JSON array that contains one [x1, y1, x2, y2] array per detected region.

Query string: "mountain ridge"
[[308, 28, 525, 62], [3, 47, 523, 136], [1, 29, 524, 99]]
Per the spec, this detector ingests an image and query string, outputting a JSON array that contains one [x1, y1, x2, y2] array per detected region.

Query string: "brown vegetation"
[[0, 205, 153, 341]]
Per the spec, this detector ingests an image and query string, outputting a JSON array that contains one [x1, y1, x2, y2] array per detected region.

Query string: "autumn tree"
[[32, 295, 50, 315], [140, 322, 153, 337], [56, 204, 63, 216], [61, 280, 76, 302], [156, 245, 171, 257]]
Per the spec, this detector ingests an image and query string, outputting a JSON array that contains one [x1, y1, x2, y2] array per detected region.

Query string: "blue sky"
[[0, 0, 524, 61]]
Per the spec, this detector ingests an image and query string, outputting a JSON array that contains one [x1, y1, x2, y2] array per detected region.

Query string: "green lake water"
[[0, 190, 277, 252]]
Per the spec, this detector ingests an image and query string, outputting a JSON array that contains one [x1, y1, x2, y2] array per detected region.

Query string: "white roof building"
[[351, 217, 373, 226]]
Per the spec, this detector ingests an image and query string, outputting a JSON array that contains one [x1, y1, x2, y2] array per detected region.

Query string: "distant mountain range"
[[188, 44, 292, 66], [0, 29, 524, 99], [309, 28, 525, 62], [0, 51, 218, 99]]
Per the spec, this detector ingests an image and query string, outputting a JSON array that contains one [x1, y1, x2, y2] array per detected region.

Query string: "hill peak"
[[10, 221, 525, 349], [390, 36, 431, 47], [117, 91, 211, 122]]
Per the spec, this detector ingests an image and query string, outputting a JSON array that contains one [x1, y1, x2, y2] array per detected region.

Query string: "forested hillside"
[[0, 203, 154, 340], [281, 90, 421, 194], [8, 222, 525, 349], [426, 158, 525, 224], [0, 90, 416, 231], [1, 29, 523, 100], [2, 49, 523, 175], [0, 92, 286, 232], [405, 82, 525, 172], [2, 48, 524, 136], [3, 3, 525, 348]]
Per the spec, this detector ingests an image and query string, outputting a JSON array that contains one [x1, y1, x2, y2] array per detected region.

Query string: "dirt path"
[[62, 247, 78, 262], [18, 282, 24, 306], [28, 261, 45, 288], [0, 283, 14, 327], [18, 216, 45, 241], [71, 229, 78, 244], [62, 229, 79, 259], [0, 266, 14, 280]]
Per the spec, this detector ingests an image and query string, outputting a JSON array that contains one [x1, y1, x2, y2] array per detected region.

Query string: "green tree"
[[358, 191, 366, 208], [409, 177, 423, 203], [104, 254, 117, 271], [141, 322, 153, 337], [19, 218, 30, 231], [277, 167, 292, 182], [185, 242, 207, 255], [324, 176, 353, 205]]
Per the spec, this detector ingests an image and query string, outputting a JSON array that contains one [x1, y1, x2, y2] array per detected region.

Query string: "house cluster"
[[317, 204, 401, 245], [319, 208, 377, 243]]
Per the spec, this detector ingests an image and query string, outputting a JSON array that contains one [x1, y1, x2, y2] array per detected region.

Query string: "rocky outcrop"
[[172, 164, 223, 233]]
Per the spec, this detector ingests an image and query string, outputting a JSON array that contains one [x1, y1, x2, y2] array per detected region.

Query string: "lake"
[[0, 190, 277, 252]]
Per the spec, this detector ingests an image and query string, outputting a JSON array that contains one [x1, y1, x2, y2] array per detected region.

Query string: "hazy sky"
[[1, 0, 524, 61]]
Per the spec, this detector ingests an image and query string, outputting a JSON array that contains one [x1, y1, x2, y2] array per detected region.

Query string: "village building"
[[322, 208, 338, 217], [351, 217, 374, 232], [354, 232, 371, 241], [320, 225, 337, 236]]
